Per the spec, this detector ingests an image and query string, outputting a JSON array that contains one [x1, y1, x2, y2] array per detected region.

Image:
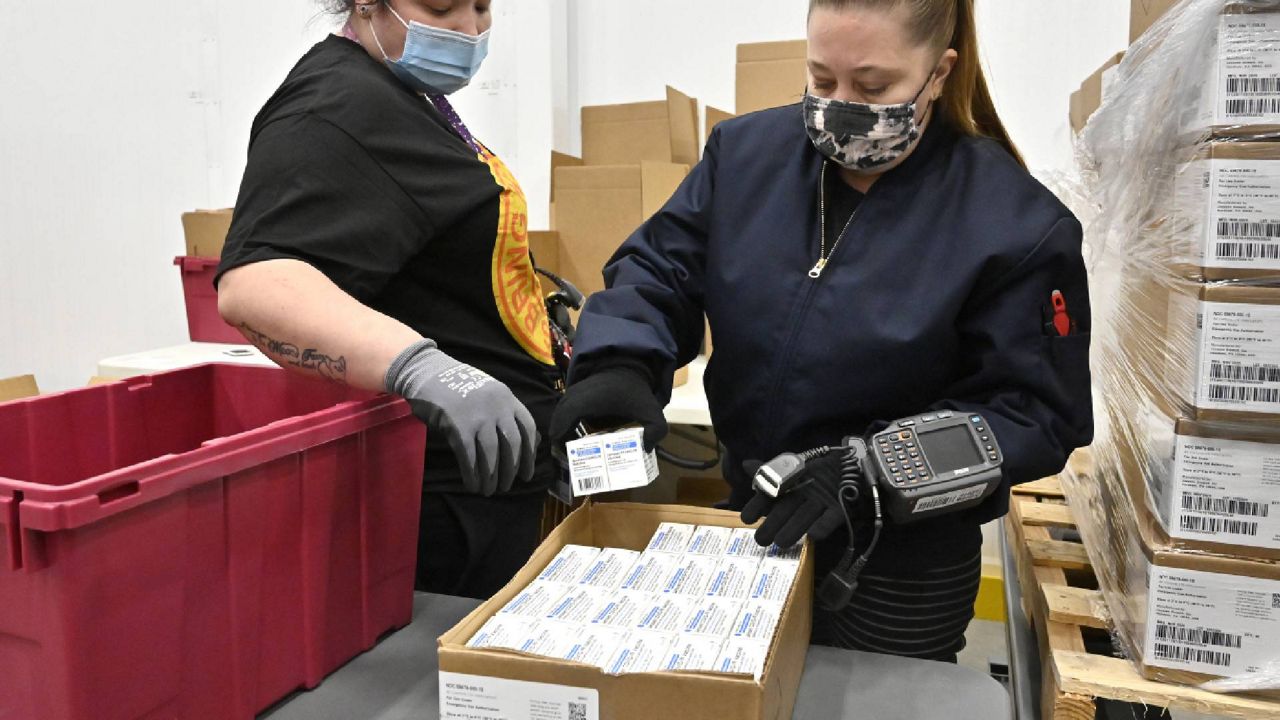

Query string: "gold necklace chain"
[[812, 161, 859, 279]]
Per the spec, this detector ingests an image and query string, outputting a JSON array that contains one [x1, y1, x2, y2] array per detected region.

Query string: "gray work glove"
[[385, 339, 537, 496]]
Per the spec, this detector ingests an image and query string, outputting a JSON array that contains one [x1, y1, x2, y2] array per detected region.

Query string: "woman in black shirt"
[[216, 0, 559, 598]]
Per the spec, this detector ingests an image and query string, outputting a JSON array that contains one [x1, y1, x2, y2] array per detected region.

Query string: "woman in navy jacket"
[[552, 0, 1093, 662]]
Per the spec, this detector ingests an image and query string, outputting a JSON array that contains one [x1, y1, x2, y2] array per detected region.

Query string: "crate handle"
[[97, 481, 141, 505]]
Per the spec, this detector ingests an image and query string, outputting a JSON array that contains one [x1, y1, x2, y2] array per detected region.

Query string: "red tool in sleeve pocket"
[[1051, 290, 1072, 337]]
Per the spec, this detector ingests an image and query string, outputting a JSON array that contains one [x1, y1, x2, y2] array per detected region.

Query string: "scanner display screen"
[[917, 425, 983, 474]]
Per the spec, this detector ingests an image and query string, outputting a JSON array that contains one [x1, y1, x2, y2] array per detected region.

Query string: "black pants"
[[415, 489, 546, 598], [809, 519, 983, 663], [414, 432, 556, 599]]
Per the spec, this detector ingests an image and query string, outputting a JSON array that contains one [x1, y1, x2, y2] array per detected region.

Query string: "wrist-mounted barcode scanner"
[[752, 411, 1004, 611]]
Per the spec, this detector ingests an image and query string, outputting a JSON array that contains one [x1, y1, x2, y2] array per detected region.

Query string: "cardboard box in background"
[[549, 151, 585, 231], [528, 230, 562, 296], [736, 40, 807, 116], [1130, 0, 1180, 43], [0, 375, 39, 403], [182, 209, 234, 258], [438, 502, 813, 720], [1069, 52, 1125, 135], [705, 107, 736, 148], [581, 87, 699, 168], [553, 162, 689, 299]]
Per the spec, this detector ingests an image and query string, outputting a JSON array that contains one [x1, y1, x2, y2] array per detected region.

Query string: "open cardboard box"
[[581, 87, 700, 168], [0, 375, 39, 403], [438, 502, 814, 720]]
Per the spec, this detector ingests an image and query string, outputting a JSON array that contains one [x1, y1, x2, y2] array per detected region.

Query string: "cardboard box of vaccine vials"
[[437, 503, 814, 720]]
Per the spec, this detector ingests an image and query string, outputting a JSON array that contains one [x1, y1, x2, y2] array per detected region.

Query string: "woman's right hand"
[[386, 339, 537, 497], [549, 365, 668, 458]]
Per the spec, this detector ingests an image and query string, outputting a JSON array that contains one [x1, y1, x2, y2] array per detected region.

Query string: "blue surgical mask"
[[368, 4, 489, 95]]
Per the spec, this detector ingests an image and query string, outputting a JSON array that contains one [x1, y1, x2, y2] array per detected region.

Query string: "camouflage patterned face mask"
[[803, 79, 932, 173]]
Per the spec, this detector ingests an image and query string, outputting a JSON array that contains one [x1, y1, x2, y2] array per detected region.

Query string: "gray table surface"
[[261, 593, 1011, 720]]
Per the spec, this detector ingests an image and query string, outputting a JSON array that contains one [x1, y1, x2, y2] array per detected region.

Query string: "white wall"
[[0, 1, 554, 392], [1, 1, 1127, 392]]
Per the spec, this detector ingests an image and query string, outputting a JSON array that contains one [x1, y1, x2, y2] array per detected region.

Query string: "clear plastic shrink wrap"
[[1064, 0, 1280, 692]]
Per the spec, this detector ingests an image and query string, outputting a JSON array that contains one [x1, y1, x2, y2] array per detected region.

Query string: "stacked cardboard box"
[[1069, 52, 1124, 135], [1074, 0, 1280, 688], [735, 40, 807, 115]]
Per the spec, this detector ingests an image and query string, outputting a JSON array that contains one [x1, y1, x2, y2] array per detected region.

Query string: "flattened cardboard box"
[[182, 209, 234, 258], [438, 502, 813, 720], [736, 40, 806, 116]]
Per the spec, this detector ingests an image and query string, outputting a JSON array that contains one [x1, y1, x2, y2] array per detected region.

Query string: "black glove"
[[549, 364, 668, 456], [740, 450, 851, 548]]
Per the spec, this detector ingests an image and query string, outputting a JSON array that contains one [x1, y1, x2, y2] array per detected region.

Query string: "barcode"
[[1225, 97, 1280, 116], [576, 476, 605, 492], [569, 701, 588, 720], [1216, 220, 1280, 240], [1180, 514, 1260, 536], [1155, 621, 1243, 648], [1226, 75, 1280, 95], [1181, 493, 1271, 518], [1273, 594, 1280, 609], [1209, 362, 1280, 383], [1153, 643, 1233, 668], [1208, 384, 1280, 404], [1215, 242, 1280, 260]]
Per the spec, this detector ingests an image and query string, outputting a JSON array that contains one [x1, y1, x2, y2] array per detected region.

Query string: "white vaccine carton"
[[549, 625, 629, 670], [466, 615, 539, 650], [715, 638, 769, 679], [705, 557, 761, 600], [565, 428, 659, 497], [633, 594, 700, 634], [659, 555, 720, 596], [645, 522, 696, 555], [686, 525, 733, 557], [661, 636, 727, 672], [545, 586, 613, 625], [586, 591, 653, 629], [603, 631, 676, 676], [747, 559, 800, 604], [682, 597, 744, 638], [620, 552, 680, 593], [731, 600, 783, 643], [535, 544, 601, 585], [577, 548, 642, 591], [497, 581, 569, 618], [723, 528, 769, 560]]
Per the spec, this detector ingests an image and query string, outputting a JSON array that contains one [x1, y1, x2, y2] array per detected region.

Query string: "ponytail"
[[810, 0, 1025, 168]]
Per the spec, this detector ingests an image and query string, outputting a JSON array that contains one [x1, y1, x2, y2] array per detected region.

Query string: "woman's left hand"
[[740, 451, 849, 548]]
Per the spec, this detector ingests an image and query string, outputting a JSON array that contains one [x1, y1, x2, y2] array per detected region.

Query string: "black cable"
[[656, 444, 722, 471]]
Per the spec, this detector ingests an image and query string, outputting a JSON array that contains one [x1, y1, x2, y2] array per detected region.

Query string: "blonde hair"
[[810, 0, 1024, 167]]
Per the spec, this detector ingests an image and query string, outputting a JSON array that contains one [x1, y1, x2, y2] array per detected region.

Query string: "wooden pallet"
[[1007, 474, 1280, 720]]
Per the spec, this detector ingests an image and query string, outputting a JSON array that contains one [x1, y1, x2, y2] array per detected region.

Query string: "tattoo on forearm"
[[239, 323, 348, 384]]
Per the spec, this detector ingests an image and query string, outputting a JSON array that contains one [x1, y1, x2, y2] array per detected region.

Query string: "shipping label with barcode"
[[1144, 566, 1280, 676], [1198, 158, 1280, 271], [911, 484, 987, 514], [1194, 301, 1280, 415], [1170, 433, 1280, 548], [1214, 13, 1280, 125], [440, 672, 599, 720]]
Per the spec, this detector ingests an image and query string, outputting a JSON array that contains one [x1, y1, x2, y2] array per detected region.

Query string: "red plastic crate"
[[0, 364, 426, 720], [175, 256, 245, 344]]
